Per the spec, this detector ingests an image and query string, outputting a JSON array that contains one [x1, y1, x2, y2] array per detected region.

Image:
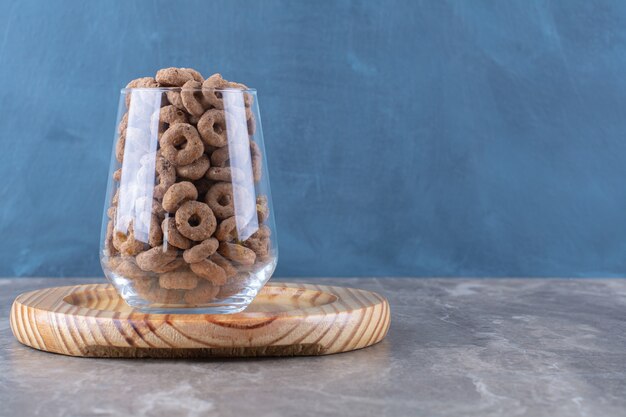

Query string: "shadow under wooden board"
[[10, 282, 390, 358]]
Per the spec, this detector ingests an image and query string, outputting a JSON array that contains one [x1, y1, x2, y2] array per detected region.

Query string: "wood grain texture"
[[9, 282, 390, 358]]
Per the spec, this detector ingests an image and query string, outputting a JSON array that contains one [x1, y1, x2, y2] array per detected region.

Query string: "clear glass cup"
[[100, 86, 277, 313]]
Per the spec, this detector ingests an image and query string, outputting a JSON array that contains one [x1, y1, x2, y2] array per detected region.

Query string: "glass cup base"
[[108, 259, 277, 314], [125, 300, 251, 314], [119, 286, 258, 314]]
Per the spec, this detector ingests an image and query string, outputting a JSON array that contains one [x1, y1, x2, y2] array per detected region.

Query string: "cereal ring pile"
[[103, 67, 273, 307]]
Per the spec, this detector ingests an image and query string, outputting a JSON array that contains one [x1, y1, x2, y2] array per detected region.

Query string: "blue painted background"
[[1, 0, 625, 278]]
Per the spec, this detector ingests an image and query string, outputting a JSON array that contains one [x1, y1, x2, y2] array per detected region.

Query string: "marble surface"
[[2, 277, 626, 417]]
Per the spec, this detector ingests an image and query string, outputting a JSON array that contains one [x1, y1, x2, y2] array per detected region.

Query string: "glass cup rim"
[[120, 87, 257, 93]]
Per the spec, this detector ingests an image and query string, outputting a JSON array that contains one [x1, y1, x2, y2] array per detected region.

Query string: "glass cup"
[[100, 85, 277, 313]]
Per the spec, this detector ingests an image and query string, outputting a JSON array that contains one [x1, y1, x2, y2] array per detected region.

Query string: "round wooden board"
[[10, 282, 390, 358]]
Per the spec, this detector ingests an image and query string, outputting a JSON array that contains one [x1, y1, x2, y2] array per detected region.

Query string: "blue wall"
[[1, 0, 626, 277]]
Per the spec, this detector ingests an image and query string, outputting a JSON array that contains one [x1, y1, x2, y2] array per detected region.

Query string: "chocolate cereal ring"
[[118, 113, 128, 135], [114, 258, 151, 280], [245, 225, 272, 261], [111, 189, 119, 206], [125, 77, 159, 108], [130, 276, 154, 297], [210, 252, 238, 278], [175, 201, 216, 241], [155, 67, 196, 87], [113, 223, 145, 256], [162, 181, 198, 213], [189, 259, 227, 285], [144, 287, 184, 304], [157, 105, 188, 134], [166, 90, 185, 111], [217, 274, 249, 299], [145, 214, 164, 247], [215, 216, 238, 242], [251, 224, 271, 239], [246, 108, 256, 135], [181, 80, 210, 117], [204, 182, 234, 219], [176, 154, 210, 180], [115, 132, 126, 163], [218, 242, 256, 265], [161, 67, 205, 111], [152, 257, 186, 273], [205, 166, 244, 182], [257, 195, 270, 222], [250, 140, 262, 182], [244, 236, 270, 259], [104, 221, 119, 256], [161, 217, 192, 249], [159, 123, 204, 166], [154, 156, 176, 200], [136, 245, 178, 272], [201, 73, 229, 109], [181, 68, 204, 82], [197, 109, 228, 147], [183, 237, 219, 264], [210, 146, 230, 167], [159, 269, 199, 290], [208, 140, 261, 182], [126, 76, 159, 89], [184, 281, 219, 304]]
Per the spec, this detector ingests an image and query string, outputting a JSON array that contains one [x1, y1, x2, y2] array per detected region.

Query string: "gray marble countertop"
[[1, 277, 625, 417]]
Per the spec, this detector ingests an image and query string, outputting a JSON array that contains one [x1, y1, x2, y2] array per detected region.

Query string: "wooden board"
[[10, 282, 390, 358]]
